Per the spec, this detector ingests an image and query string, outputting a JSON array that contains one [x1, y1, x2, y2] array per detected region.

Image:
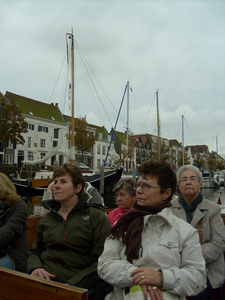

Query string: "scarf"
[[179, 193, 203, 223], [110, 199, 172, 260]]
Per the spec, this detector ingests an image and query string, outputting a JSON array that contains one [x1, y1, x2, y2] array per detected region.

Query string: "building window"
[[40, 139, 46, 147], [26, 123, 35, 130], [6, 154, 13, 164], [27, 151, 33, 161], [97, 145, 101, 155], [97, 159, 101, 168], [53, 141, 58, 147], [40, 152, 46, 159], [28, 137, 31, 148], [54, 128, 59, 139], [38, 125, 48, 133], [102, 145, 106, 155]]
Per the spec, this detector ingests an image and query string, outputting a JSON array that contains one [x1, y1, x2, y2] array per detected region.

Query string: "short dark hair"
[[137, 160, 177, 201], [53, 163, 85, 196]]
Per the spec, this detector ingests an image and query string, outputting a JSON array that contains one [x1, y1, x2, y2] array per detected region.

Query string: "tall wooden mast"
[[71, 28, 75, 164], [156, 90, 160, 161]]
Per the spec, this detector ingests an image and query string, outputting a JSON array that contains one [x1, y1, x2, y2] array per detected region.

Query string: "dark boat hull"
[[12, 168, 123, 194]]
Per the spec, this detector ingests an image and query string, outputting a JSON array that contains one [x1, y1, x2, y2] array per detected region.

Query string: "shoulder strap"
[[197, 218, 203, 245]]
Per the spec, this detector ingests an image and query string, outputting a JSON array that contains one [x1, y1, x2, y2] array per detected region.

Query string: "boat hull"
[[12, 168, 123, 194]]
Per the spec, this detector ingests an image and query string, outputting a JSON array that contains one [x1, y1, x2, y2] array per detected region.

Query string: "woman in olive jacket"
[[0, 172, 29, 272]]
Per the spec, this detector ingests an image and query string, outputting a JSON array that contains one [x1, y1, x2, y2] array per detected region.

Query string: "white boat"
[[201, 170, 220, 188]]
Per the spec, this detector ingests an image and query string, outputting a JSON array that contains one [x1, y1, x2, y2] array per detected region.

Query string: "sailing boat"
[[12, 30, 123, 193]]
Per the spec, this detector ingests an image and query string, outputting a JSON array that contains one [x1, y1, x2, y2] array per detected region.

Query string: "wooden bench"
[[27, 216, 42, 248], [0, 267, 88, 300]]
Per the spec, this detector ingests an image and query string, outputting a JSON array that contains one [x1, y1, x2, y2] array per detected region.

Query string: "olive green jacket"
[[27, 192, 110, 289]]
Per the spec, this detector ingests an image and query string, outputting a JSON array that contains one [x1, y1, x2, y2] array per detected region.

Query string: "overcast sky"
[[0, 0, 224, 157]]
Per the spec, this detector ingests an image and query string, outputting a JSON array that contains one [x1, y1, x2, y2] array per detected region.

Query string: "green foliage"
[[0, 99, 28, 164]]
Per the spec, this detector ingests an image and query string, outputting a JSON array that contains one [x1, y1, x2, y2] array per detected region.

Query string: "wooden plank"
[[0, 267, 88, 300], [27, 216, 42, 248]]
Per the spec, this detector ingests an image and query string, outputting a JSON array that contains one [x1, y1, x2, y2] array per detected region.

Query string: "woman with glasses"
[[172, 165, 225, 300], [108, 178, 136, 227], [98, 160, 206, 300]]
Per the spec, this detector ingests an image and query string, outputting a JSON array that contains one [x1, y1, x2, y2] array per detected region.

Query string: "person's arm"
[[162, 229, 206, 296], [27, 220, 46, 274], [98, 236, 137, 288], [42, 181, 54, 200], [202, 208, 225, 263], [0, 201, 27, 246], [66, 210, 111, 288]]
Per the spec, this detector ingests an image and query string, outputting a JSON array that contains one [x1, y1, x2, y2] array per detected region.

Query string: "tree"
[[160, 141, 171, 162], [0, 99, 28, 164], [73, 117, 96, 163], [193, 154, 205, 169], [207, 157, 216, 172]]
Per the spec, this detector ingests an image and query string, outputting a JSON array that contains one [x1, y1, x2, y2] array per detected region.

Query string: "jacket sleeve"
[[162, 229, 206, 297], [26, 221, 45, 273], [97, 237, 137, 288], [67, 209, 111, 288], [0, 200, 27, 246], [202, 208, 225, 263]]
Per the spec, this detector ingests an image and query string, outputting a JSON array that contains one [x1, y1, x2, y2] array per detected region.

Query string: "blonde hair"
[[0, 173, 21, 206]]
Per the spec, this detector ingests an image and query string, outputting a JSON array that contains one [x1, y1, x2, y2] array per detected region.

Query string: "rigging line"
[[61, 56, 70, 115], [160, 121, 174, 139], [74, 47, 107, 128], [73, 39, 113, 128], [159, 92, 180, 138], [73, 37, 118, 115], [104, 83, 127, 167], [48, 54, 67, 104], [140, 92, 156, 133], [184, 117, 197, 145]]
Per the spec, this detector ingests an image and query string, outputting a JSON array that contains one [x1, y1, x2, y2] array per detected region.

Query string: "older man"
[[171, 165, 225, 300]]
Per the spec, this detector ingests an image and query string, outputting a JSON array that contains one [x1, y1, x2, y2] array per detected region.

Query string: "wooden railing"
[[0, 267, 88, 300]]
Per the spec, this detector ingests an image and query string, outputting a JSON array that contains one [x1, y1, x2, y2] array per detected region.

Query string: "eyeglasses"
[[135, 183, 161, 190], [180, 177, 199, 184]]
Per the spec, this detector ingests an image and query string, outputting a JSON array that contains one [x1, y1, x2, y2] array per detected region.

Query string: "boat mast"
[[156, 90, 160, 161], [71, 28, 75, 164], [126, 80, 130, 172], [182, 115, 184, 165], [216, 135, 218, 171]]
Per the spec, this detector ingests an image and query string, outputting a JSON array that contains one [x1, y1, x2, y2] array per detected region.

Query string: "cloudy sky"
[[0, 0, 224, 156]]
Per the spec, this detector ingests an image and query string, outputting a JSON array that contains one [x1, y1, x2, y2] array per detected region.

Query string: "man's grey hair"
[[176, 165, 202, 183]]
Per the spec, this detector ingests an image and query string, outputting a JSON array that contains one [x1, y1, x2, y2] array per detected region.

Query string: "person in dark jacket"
[[0, 172, 29, 272], [27, 163, 112, 300]]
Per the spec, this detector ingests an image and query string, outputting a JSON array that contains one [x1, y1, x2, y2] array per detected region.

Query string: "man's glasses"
[[135, 183, 161, 190], [180, 177, 199, 184]]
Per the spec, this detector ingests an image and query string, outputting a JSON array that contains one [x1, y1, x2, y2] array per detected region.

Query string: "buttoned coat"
[[98, 208, 206, 299], [171, 196, 225, 289]]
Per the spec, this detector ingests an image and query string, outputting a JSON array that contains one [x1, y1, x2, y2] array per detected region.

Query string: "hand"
[[47, 181, 54, 193], [31, 268, 56, 280], [142, 285, 164, 300], [130, 267, 162, 287]]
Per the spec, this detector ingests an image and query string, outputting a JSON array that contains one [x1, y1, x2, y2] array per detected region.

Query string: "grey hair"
[[177, 165, 202, 183], [112, 178, 136, 196]]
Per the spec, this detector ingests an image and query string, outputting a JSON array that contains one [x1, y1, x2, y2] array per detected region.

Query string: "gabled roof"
[[187, 144, 209, 154], [5, 91, 65, 123], [114, 130, 126, 144], [169, 139, 181, 147]]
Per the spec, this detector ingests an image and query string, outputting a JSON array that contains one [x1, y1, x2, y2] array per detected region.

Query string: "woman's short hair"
[[176, 165, 202, 183], [53, 163, 85, 196], [0, 172, 21, 206], [112, 178, 136, 197], [137, 160, 177, 201]]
